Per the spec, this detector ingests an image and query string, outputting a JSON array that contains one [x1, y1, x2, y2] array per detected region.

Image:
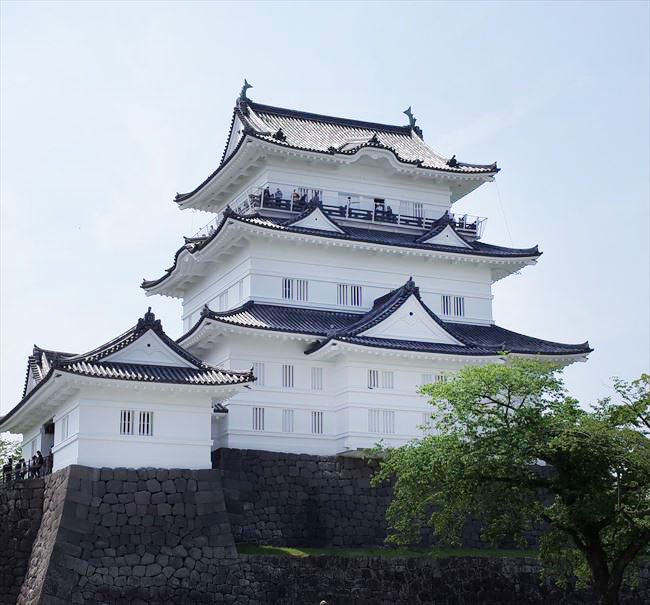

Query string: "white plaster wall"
[[210, 334, 463, 455], [179, 236, 494, 331]]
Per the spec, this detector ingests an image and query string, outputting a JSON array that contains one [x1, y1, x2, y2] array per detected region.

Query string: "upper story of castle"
[[143, 84, 541, 331]]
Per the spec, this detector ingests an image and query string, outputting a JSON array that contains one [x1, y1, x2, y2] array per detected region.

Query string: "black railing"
[[1, 454, 53, 483], [251, 195, 445, 230]]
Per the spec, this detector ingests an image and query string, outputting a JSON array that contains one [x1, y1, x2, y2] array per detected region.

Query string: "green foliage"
[[372, 359, 650, 605], [0, 433, 21, 468]]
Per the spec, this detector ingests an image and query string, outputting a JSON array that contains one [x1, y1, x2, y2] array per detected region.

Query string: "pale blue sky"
[[1, 1, 648, 414]]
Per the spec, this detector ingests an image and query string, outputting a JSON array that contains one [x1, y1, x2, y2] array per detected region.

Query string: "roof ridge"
[[248, 101, 412, 134]]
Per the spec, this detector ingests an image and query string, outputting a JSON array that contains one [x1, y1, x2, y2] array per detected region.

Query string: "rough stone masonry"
[[1, 457, 648, 604]]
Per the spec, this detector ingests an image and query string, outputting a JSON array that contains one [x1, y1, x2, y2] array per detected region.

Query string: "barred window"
[[282, 278, 308, 301], [368, 369, 380, 389], [120, 410, 133, 435], [282, 409, 294, 433], [282, 364, 294, 388], [383, 410, 395, 434], [442, 295, 465, 317], [368, 409, 395, 434], [311, 367, 323, 391], [60, 415, 69, 441], [337, 284, 362, 307], [381, 371, 394, 390], [311, 411, 323, 435], [218, 291, 228, 311], [421, 373, 447, 385], [368, 409, 381, 433], [252, 362, 265, 386], [252, 407, 265, 431], [138, 411, 153, 437]]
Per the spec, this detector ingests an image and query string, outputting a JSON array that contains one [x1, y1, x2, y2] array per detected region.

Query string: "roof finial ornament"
[[447, 155, 458, 167], [240, 79, 253, 102], [404, 106, 416, 129], [137, 307, 162, 332]]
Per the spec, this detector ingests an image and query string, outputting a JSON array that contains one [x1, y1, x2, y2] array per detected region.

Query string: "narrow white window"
[[311, 367, 323, 391], [252, 407, 265, 431], [368, 369, 380, 389], [422, 373, 447, 385], [383, 410, 395, 434], [138, 411, 153, 436], [381, 371, 394, 390], [368, 409, 381, 433], [252, 361, 265, 386], [350, 285, 362, 307], [337, 284, 362, 307], [454, 296, 465, 317], [296, 279, 308, 301], [120, 410, 133, 435], [219, 291, 228, 311], [337, 284, 349, 306], [30, 439, 36, 457], [413, 202, 424, 218], [311, 411, 323, 435], [282, 278, 293, 300], [61, 415, 69, 440], [282, 409, 294, 433], [282, 364, 294, 388], [441, 295, 452, 316]]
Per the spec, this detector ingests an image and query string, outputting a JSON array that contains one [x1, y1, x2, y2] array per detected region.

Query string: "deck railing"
[[1, 454, 53, 483], [191, 190, 486, 240]]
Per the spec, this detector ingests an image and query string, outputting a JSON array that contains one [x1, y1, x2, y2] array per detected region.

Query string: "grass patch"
[[236, 544, 538, 559]]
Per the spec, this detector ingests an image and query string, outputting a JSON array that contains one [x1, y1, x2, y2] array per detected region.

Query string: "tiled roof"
[[142, 209, 539, 290], [5, 309, 254, 432], [180, 295, 591, 358], [175, 98, 498, 203]]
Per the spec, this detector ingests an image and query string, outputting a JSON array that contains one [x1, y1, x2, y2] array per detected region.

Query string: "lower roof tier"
[[179, 279, 591, 359]]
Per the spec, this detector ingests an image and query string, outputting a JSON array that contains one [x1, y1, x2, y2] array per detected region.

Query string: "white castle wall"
[[181, 238, 494, 331]]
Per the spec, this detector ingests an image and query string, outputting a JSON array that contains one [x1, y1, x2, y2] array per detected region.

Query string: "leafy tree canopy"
[[372, 359, 649, 605], [0, 432, 21, 468]]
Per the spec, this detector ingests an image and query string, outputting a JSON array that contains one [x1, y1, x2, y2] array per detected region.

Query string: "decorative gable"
[[359, 294, 464, 345], [289, 206, 345, 233], [103, 330, 195, 367], [419, 224, 472, 248]]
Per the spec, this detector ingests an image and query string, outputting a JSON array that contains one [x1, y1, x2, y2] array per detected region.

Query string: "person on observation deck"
[[274, 188, 283, 200]]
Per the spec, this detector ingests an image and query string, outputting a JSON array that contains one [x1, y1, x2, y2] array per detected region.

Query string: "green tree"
[[0, 432, 21, 469], [372, 360, 649, 605]]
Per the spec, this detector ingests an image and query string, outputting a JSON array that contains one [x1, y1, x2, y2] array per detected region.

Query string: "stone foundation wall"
[[214, 448, 542, 548], [1, 457, 648, 604], [236, 555, 649, 605], [0, 477, 45, 604], [215, 448, 394, 547]]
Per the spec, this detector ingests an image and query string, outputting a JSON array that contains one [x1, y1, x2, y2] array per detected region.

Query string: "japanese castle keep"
[[1, 84, 592, 471]]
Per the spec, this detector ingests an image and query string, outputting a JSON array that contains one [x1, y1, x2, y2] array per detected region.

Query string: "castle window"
[[368, 409, 381, 433], [421, 412, 433, 434], [282, 409, 294, 433], [218, 291, 228, 311], [252, 407, 265, 431], [311, 411, 323, 435], [138, 411, 153, 437], [252, 362, 265, 386], [368, 369, 380, 389], [421, 373, 447, 385], [311, 367, 323, 391], [441, 295, 465, 317], [282, 364, 294, 388], [368, 409, 395, 434], [282, 278, 309, 301], [337, 284, 362, 307], [120, 410, 133, 435], [383, 410, 395, 434], [381, 371, 394, 390]]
